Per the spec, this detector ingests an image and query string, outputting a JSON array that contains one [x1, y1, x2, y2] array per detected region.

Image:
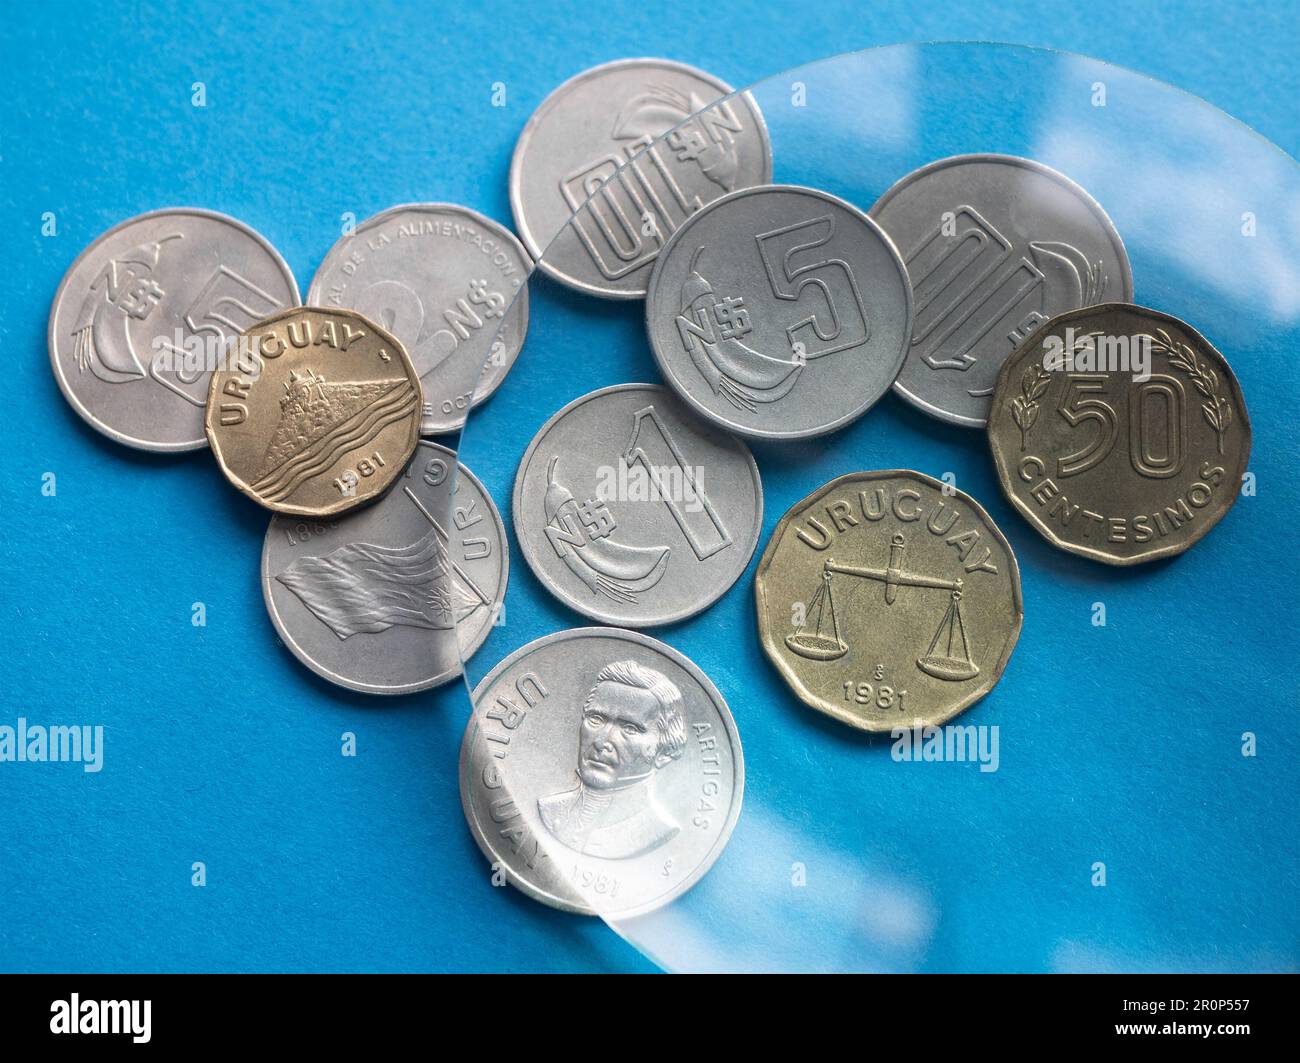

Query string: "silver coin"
[[460, 626, 744, 917], [48, 208, 298, 451], [307, 203, 530, 435], [261, 441, 507, 694], [509, 57, 772, 299], [869, 153, 1133, 428], [513, 383, 762, 627], [646, 185, 913, 440]]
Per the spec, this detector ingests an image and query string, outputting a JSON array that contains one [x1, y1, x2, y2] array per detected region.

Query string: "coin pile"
[[49, 57, 1251, 919]]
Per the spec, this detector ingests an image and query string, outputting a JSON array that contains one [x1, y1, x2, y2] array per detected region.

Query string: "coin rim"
[[48, 207, 300, 452], [987, 301, 1252, 565], [458, 625, 746, 917], [508, 56, 773, 300], [204, 305, 422, 517], [646, 184, 914, 440], [511, 382, 764, 626], [754, 468, 1025, 731], [260, 442, 508, 694], [305, 201, 533, 432], [869, 152, 1135, 429]]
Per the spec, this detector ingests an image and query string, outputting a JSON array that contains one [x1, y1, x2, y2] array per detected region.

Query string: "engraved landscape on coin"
[[250, 367, 418, 506]]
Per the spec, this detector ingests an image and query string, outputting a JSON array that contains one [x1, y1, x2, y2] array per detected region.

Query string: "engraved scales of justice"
[[784, 532, 979, 681]]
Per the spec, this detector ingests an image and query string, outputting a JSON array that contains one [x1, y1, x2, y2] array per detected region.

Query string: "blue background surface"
[[1, 1, 1297, 973]]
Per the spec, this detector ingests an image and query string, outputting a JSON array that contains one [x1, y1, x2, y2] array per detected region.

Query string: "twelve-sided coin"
[[205, 306, 421, 517], [755, 470, 1023, 731], [987, 303, 1251, 564]]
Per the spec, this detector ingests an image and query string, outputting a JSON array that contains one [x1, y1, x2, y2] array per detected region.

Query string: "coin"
[[459, 626, 744, 916], [205, 306, 421, 517], [510, 57, 771, 299], [646, 185, 913, 440], [987, 303, 1251, 565], [512, 383, 762, 626], [869, 154, 1133, 428], [755, 470, 1023, 731], [262, 441, 507, 694], [48, 208, 298, 451], [307, 203, 531, 435]]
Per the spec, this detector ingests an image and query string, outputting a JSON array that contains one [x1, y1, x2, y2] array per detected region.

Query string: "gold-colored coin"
[[754, 470, 1023, 731], [205, 306, 420, 517], [987, 303, 1251, 565]]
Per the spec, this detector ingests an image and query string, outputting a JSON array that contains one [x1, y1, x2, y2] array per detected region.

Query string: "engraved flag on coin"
[[263, 441, 507, 694]]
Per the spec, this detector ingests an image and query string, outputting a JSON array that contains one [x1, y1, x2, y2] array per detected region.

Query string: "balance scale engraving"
[[784, 532, 979, 681]]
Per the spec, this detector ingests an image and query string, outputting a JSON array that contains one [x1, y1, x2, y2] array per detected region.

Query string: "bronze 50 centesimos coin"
[[205, 306, 420, 517], [48, 208, 298, 451], [755, 471, 1023, 731], [869, 154, 1132, 428], [987, 303, 1251, 565], [460, 626, 744, 917], [510, 57, 771, 299], [262, 441, 508, 694]]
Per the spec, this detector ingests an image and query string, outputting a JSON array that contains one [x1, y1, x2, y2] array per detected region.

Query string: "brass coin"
[[755, 470, 1023, 732], [205, 306, 421, 517], [987, 303, 1251, 565]]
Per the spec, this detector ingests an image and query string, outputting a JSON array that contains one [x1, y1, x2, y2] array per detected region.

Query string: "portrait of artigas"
[[537, 660, 689, 860]]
